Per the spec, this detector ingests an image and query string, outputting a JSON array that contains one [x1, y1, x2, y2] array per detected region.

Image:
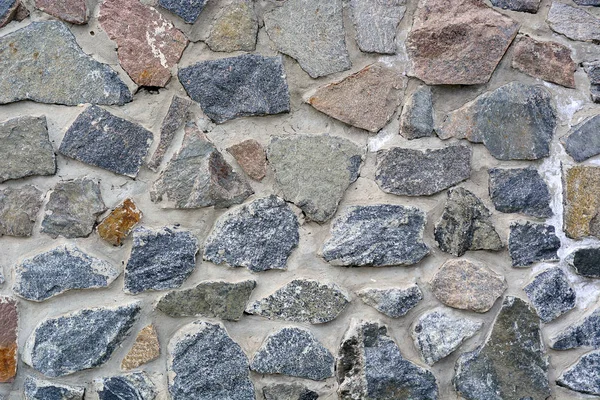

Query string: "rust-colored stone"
[[227, 139, 267, 181], [564, 166, 600, 239], [121, 324, 160, 370], [35, 0, 87, 24], [97, 198, 142, 246], [0, 296, 18, 383]]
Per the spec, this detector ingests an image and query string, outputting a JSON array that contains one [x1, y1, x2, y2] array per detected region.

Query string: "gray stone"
[[412, 309, 482, 365], [263, 383, 318, 400], [551, 308, 600, 350], [357, 284, 423, 318], [490, 0, 541, 13], [566, 247, 600, 278], [251, 327, 334, 381], [168, 321, 254, 400], [350, 0, 405, 54], [0, 21, 131, 106], [179, 54, 290, 124], [563, 114, 600, 162], [454, 296, 550, 400], [0, 185, 44, 237], [337, 320, 438, 400], [203, 196, 299, 272], [14, 245, 119, 302], [434, 187, 503, 257], [206, 1, 258, 52], [585, 61, 600, 102], [267, 135, 363, 223], [489, 167, 553, 218], [524, 267, 576, 323], [41, 178, 106, 239], [246, 279, 350, 324], [263, 0, 350, 78], [124, 226, 198, 295], [557, 351, 600, 396], [399, 85, 434, 139], [509, 222, 560, 267], [59, 106, 153, 178], [22, 303, 140, 377], [158, 0, 206, 23], [24, 376, 84, 400], [547, 2, 600, 42], [0, 116, 55, 183], [375, 146, 472, 196], [0, 0, 18, 28], [95, 372, 156, 400]]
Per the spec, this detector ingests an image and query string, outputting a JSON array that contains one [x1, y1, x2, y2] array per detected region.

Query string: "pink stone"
[[35, 0, 87, 24], [227, 139, 267, 181]]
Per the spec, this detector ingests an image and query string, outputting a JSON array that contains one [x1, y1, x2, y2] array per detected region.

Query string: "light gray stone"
[[547, 2, 600, 42], [350, 0, 405, 54], [357, 284, 423, 318], [557, 351, 600, 396], [263, 383, 318, 400], [0, 185, 44, 237], [489, 167, 552, 218], [94, 372, 156, 400], [509, 222, 560, 267], [399, 85, 434, 139], [524, 267, 576, 323], [551, 308, 600, 350], [24, 376, 84, 400], [562, 114, 600, 162]]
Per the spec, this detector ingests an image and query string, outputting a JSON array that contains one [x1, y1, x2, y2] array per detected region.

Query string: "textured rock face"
[[0, 0, 18, 28], [508, 222, 560, 267], [357, 285, 423, 318], [158, 0, 206, 23], [524, 267, 576, 323], [512, 36, 575, 88], [563, 115, 600, 162], [97, 198, 142, 246], [124, 226, 198, 294], [246, 279, 350, 324], [0, 185, 44, 237], [434, 188, 502, 256], [337, 320, 438, 400], [375, 146, 472, 196], [454, 296, 550, 400], [406, 0, 519, 85], [206, 1, 258, 52], [0, 296, 17, 383], [179, 54, 290, 123], [322, 204, 429, 267], [251, 327, 334, 381], [399, 85, 434, 139], [438, 82, 556, 160], [558, 351, 600, 396], [95, 372, 156, 400], [23, 303, 140, 377], [564, 166, 600, 239], [23, 376, 84, 400], [203, 196, 299, 272], [585, 61, 600, 103], [547, 2, 600, 42], [121, 324, 160, 371], [227, 139, 267, 181], [350, 0, 405, 54], [35, 0, 87, 24], [168, 321, 254, 400], [489, 167, 552, 218], [267, 135, 363, 222], [490, 0, 541, 12], [263, 0, 350, 78], [431, 259, 507, 313], [566, 247, 600, 277], [0, 21, 131, 105], [263, 383, 318, 400], [551, 308, 600, 350]]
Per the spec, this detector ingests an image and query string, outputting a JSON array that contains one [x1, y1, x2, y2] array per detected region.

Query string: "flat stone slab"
[[35, 0, 87, 24], [566, 247, 600, 278], [94, 372, 156, 400], [0, 21, 131, 105], [524, 267, 576, 323], [263, 383, 318, 400], [491, 0, 541, 12], [0, 185, 44, 237], [227, 139, 267, 181], [564, 166, 600, 239], [158, 0, 207, 23], [489, 167, 552, 218], [24, 376, 84, 400], [97, 198, 142, 246], [350, 0, 405, 54], [399, 85, 434, 139], [203, 196, 299, 272], [563, 114, 600, 162], [357, 284, 423, 318], [206, 1, 258, 52], [557, 351, 600, 396], [547, 2, 600, 42], [0, 296, 17, 383], [375, 146, 472, 196], [551, 308, 600, 350], [121, 324, 160, 371], [509, 222, 560, 267]]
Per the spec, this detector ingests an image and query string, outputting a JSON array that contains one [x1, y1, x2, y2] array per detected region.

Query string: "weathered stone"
[[489, 167, 553, 218], [268, 135, 363, 222], [557, 351, 600, 396], [0, 0, 18, 28], [337, 320, 438, 400], [566, 247, 600, 278], [350, 0, 405, 54], [512, 36, 575, 88], [563, 114, 600, 162], [251, 327, 334, 381], [14, 245, 119, 302], [406, 0, 518, 85], [41, 178, 106, 239], [547, 2, 600, 42], [434, 187, 503, 256], [35, 0, 87, 24], [13, 1, 28, 21], [375, 146, 472, 196], [0, 185, 44, 237], [206, 1, 258, 52], [24, 376, 84, 400], [124, 226, 198, 294], [357, 285, 423, 318], [151, 123, 253, 209], [95, 372, 156, 400], [412, 309, 482, 365], [0, 116, 55, 183], [23, 303, 140, 377], [551, 308, 600, 350], [156, 280, 255, 320], [454, 296, 550, 400], [525, 267, 576, 323], [585, 61, 600, 103], [0, 296, 17, 383], [121, 324, 160, 371], [509, 222, 560, 267], [0, 21, 131, 105], [574, 0, 600, 4], [431, 259, 507, 313], [399, 85, 434, 139], [263, 0, 350, 78], [179, 54, 290, 124], [97, 198, 142, 246], [158, 0, 206, 23], [564, 166, 600, 239], [168, 321, 254, 400], [263, 383, 318, 400], [246, 279, 350, 324], [227, 139, 267, 181], [438, 82, 556, 160], [60, 106, 153, 178], [491, 0, 540, 12]]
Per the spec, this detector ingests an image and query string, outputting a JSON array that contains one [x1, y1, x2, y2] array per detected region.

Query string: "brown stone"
[[564, 166, 600, 239], [206, 0, 258, 52], [0, 296, 17, 383], [14, 1, 29, 21], [406, 0, 519, 85], [97, 198, 142, 246], [308, 63, 405, 133], [227, 139, 267, 181], [121, 324, 160, 370], [35, 0, 87, 24], [99, 0, 188, 87]]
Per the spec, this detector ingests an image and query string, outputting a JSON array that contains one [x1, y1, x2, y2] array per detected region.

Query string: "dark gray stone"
[[337, 320, 438, 400], [584, 61, 600, 102], [0, 185, 44, 237], [509, 222, 560, 267], [263, 383, 318, 400], [551, 308, 600, 350], [563, 114, 600, 162], [124, 226, 198, 294], [203, 196, 299, 272], [557, 351, 600, 396], [59, 106, 153, 178], [489, 167, 552, 218], [23, 303, 140, 377], [490, 0, 541, 12], [547, 2, 600, 42], [158, 0, 206, 23], [95, 372, 156, 400], [566, 247, 600, 278], [524, 267, 576, 323], [357, 284, 423, 318], [24, 376, 84, 400], [574, 0, 600, 4], [179, 54, 290, 124], [399, 85, 434, 139], [251, 327, 334, 381], [350, 0, 405, 54], [375, 146, 472, 196]]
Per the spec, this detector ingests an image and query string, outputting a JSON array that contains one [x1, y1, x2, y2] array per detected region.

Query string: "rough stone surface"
[[168, 321, 254, 400], [227, 139, 267, 181], [246, 279, 350, 324], [357, 284, 423, 318], [97, 198, 142, 246], [263, 0, 350, 78], [124, 226, 198, 294], [524, 267, 576, 323], [547, 2, 600, 43], [585, 61, 600, 103], [95, 372, 156, 400], [350, 0, 405, 54], [13, 1, 28, 21], [158, 0, 206, 23], [557, 351, 600, 396], [0, 21, 131, 105], [454, 296, 550, 400], [489, 167, 553, 218], [322, 204, 429, 267], [0, 0, 18, 28], [399, 85, 434, 139], [562, 114, 600, 162], [508, 222, 561, 267], [23, 376, 84, 400], [0, 185, 44, 237], [156, 280, 256, 320], [0, 296, 17, 383], [434, 187, 503, 256], [566, 247, 600, 278], [267, 135, 363, 222], [13, 245, 119, 302], [564, 166, 600, 239], [337, 320, 438, 400], [121, 324, 160, 371], [431, 259, 507, 313], [263, 383, 318, 400], [491, 0, 541, 13], [206, 1, 258, 52], [438, 82, 556, 160], [22, 303, 140, 377], [551, 308, 600, 350], [35, 0, 87, 24], [250, 327, 334, 381], [406, 0, 519, 85]]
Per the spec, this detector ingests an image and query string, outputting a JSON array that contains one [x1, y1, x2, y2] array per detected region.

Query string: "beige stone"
[[564, 166, 600, 239], [121, 324, 160, 370]]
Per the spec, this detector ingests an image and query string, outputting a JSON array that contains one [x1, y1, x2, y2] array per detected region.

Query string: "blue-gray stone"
[[158, 0, 206, 23], [489, 167, 552, 218], [0, 0, 18, 28], [557, 351, 600, 396], [490, 0, 541, 13], [508, 221, 560, 267], [357, 284, 423, 318], [551, 308, 600, 350], [524, 267, 576, 323], [263, 383, 319, 400], [0, 185, 44, 237], [24, 376, 84, 400], [95, 372, 156, 400], [566, 247, 600, 278], [350, 0, 405, 54], [399, 85, 434, 139], [563, 114, 600, 162]]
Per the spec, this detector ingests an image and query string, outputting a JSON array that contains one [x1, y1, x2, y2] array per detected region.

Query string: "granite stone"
[[547, 2, 600, 42], [35, 0, 87, 24], [564, 166, 600, 239], [121, 324, 160, 371], [551, 308, 600, 350], [357, 284, 423, 318], [158, 0, 206, 23], [491, 0, 541, 12], [509, 222, 560, 267], [350, 0, 405, 54], [585, 61, 600, 102], [0, 0, 18, 28], [23, 376, 84, 400], [399, 85, 434, 139], [489, 167, 553, 218], [566, 247, 600, 278], [557, 351, 600, 396], [563, 114, 600, 162], [97, 198, 142, 246], [0, 185, 44, 237], [227, 139, 267, 181], [0, 296, 17, 383], [94, 372, 156, 400], [263, 383, 318, 400], [524, 267, 576, 323], [206, 1, 258, 52]]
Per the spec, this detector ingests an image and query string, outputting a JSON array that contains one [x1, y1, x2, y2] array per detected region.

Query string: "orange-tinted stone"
[[121, 324, 160, 370], [0, 296, 17, 383], [564, 166, 600, 239], [97, 198, 142, 246], [227, 139, 267, 181]]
